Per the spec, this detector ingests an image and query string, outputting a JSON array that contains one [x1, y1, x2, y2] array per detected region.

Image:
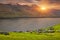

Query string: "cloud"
[[49, 0, 60, 4], [0, 0, 39, 5], [0, 0, 60, 4], [35, 0, 41, 1], [0, 0, 37, 3], [25, 0, 35, 3]]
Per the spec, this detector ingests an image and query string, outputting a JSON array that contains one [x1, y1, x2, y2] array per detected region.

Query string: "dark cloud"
[[35, 0, 41, 1], [0, 0, 60, 4], [25, 0, 35, 3], [0, 0, 26, 4], [0, 0, 36, 3], [0, 0, 39, 5], [49, 0, 60, 4]]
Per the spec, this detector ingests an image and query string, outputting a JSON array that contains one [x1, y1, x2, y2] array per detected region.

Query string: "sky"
[[0, 0, 60, 10], [0, 0, 60, 4]]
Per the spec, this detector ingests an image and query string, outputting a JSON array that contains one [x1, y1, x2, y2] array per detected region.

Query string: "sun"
[[36, 5, 50, 13], [41, 7, 46, 10], [38, 5, 51, 14], [40, 6, 47, 10]]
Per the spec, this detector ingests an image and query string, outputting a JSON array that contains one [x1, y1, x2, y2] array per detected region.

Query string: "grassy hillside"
[[0, 32, 60, 40], [46, 24, 60, 31], [53, 24, 60, 30], [0, 24, 60, 40]]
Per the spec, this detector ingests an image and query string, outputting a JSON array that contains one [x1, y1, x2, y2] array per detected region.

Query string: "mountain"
[[0, 3, 60, 18], [51, 9, 60, 18]]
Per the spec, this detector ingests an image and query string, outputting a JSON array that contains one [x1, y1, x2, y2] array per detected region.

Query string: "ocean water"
[[0, 18, 60, 32]]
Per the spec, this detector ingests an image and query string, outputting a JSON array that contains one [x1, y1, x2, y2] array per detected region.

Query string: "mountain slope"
[[0, 3, 60, 18]]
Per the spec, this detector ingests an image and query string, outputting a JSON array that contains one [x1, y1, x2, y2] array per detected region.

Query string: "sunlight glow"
[[41, 6, 47, 10], [38, 5, 51, 14], [39, 5, 49, 12]]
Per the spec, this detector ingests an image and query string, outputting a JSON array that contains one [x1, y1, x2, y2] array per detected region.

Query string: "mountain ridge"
[[0, 3, 60, 18]]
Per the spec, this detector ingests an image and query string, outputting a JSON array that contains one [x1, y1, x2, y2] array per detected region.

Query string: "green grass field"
[[0, 24, 60, 40]]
